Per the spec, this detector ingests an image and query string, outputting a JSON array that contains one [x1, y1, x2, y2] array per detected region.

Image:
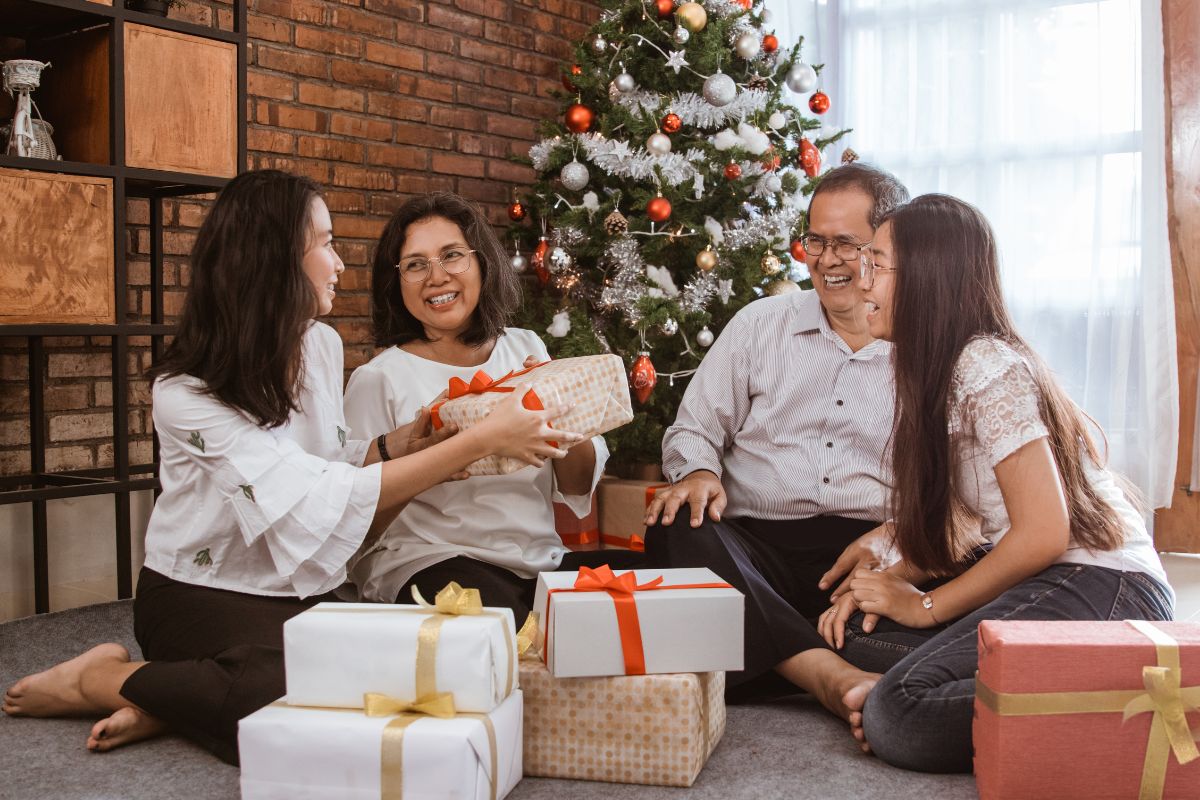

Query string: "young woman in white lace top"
[[818, 194, 1173, 771]]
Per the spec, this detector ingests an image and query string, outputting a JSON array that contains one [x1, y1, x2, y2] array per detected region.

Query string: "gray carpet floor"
[[0, 601, 978, 799]]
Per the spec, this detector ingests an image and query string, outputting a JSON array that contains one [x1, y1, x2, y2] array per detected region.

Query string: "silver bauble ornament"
[[785, 62, 819, 94], [591, 34, 608, 54], [761, 9, 774, 24], [765, 174, 783, 193], [672, 25, 691, 45], [511, 252, 528, 273], [767, 110, 787, 130], [548, 246, 572, 272], [614, 71, 636, 94], [646, 132, 672, 155], [660, 317, 678, 336], [696, 326, 714, 348], [734, 31, 761, 60], [560, 159, 590, 192], [702, 72, 737, 107]]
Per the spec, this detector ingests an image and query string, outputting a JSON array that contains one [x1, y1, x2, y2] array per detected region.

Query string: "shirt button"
[[826, 442, 833, 448], [836, 400, 844, 406], [823, 477, 830, 484]]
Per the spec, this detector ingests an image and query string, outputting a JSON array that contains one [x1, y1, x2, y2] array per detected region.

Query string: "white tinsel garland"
[[681, 270, 718, 314], [721, 206, 803, 251], [671, 89, 769, 130]]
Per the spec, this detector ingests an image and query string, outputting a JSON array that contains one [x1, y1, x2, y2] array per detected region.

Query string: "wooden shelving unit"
[[0, 0, 247, 613]]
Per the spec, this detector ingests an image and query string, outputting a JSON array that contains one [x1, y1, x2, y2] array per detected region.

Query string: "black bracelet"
[[376, 432, 392, 462]]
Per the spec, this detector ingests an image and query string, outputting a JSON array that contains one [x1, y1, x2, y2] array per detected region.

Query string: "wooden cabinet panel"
[[1153, 0, 1200, 553], [123, 23, 236, 177], [38, 26, 110, 165], [0, 168, 114, 325]]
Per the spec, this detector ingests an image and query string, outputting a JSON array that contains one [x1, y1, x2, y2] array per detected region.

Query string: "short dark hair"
[[148, 169, 322, 428], [810, 162, 909, 228], [370, 193, 520, 348]]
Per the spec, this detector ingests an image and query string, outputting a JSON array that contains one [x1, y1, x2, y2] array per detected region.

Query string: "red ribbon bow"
[[430, 362, 551, 432], [545, 565, 732, 676]]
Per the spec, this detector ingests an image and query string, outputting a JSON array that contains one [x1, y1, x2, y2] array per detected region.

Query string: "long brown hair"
[[885, 194, 1126, 574], [147, 169, 323, 428]]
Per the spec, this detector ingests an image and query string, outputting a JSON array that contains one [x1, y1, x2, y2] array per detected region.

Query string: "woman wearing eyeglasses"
[[817, 194, 1173, 772], [343, 193, 639, 621]]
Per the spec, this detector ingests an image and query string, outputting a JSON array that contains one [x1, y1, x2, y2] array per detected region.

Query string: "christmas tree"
[[510, 0, 847, 466]]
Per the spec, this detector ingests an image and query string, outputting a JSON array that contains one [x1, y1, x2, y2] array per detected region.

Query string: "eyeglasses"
[[395, 248, 476, 283], [799, 234, 873, 263], [859, 258, 897, 289]]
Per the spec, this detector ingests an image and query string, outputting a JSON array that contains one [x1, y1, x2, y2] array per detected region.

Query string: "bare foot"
[[2, 643, 130, 717], [87, 706, 167, 752], [843, 675, 880, 753]]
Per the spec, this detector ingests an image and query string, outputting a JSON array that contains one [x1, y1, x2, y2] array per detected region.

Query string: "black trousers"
[[119, 568, 336, 765], [398, 549, 646, 621], [645, 514, 879, 699]]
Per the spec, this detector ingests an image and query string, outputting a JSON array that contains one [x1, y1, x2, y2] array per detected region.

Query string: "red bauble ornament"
[[799, 137, 821, 178], [735, 0, 751, 8], [532, 236, 550, 286], [564, 103, 595, 134], [723, 162, 742, 180], [507, 201, 527, 222], [630, 352, 658, 404], [660, 113, 682, 134], [561, 64, 581, 92], [762, 34, 778, 53], [809, 91, 830, 115], [654, 0, 674, 19], [646, 196, 672, 223], [790, 239, 806, 261]]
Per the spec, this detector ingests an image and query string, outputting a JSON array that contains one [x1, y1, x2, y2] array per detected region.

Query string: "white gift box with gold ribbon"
[[284, 595, 517, 714], [532, 566, 744, 678], [239, 690, 523, 800]]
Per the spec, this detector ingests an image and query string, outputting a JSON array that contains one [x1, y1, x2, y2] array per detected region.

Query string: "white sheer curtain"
[[768, 0, 1177, 509]]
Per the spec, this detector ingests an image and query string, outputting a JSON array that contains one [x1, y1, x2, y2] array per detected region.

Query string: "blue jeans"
[[840, 563, 1173, 773]]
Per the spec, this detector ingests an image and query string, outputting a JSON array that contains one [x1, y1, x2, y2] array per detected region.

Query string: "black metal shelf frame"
[[1, 0, 247, 613]]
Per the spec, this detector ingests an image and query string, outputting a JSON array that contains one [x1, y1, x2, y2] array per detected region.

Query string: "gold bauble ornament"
[[695, 248, 718, 272], [765, 279, 802, 296], [760, 252, 783, 275], [676, 2, 708, 33]]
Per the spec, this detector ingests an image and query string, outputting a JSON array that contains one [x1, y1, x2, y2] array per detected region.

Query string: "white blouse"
[[143, 322, 381, 599], [949, 337, 1172, 602], [343, 328, 608, 603]]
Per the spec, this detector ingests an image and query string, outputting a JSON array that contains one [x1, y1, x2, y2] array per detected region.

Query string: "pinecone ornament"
[[841, 148, 860, 165], [604, 209, 629, 235], [747, 73, 769, 91]]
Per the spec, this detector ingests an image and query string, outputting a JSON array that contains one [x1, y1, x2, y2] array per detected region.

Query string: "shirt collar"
[[792, 289, 891, 359]]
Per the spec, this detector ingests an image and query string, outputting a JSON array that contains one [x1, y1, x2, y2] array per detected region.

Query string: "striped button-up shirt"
[[662, 290, 895, 521]]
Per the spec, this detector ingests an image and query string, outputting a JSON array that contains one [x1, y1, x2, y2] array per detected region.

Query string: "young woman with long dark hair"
[[1, 170, 580, 763], [818, 193, 1173, 771]]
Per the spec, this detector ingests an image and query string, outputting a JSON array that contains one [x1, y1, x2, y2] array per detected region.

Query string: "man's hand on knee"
[[819, 521, 897, 601], [644, 470, 727, 528]]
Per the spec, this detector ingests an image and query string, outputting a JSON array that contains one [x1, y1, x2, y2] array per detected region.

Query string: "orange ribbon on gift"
[[429, 363, 560, 450], [544, 565, 732, 676]]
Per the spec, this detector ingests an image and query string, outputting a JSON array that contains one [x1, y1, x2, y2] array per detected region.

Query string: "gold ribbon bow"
[[412, 581, 483, 616], [976, 619, 1200, 800], [516, 612, 539, 659], [364, 691, 457, 720]]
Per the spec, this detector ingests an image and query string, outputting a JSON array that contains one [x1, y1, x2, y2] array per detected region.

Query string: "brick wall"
[[0, 0, 596, 480]]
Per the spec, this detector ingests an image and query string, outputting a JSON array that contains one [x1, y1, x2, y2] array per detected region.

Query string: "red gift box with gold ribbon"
[[531, 565, 743, 678]]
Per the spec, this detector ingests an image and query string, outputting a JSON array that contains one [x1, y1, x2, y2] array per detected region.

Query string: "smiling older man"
[[644, 163, 910, 718]]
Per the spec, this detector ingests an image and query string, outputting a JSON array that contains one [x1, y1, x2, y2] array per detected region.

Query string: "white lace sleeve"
[[950, 338, 1050, 467]]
